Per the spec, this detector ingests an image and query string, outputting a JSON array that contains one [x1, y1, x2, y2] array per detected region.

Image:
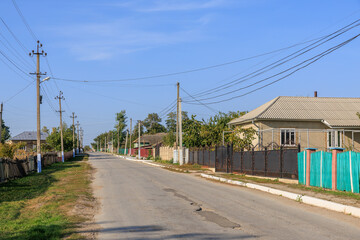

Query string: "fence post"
[[226, 144, 229, 173], [240, 148, 244, 172], [208, 146, 211, 167], [0, 159, 4, 182], [264, 147, 268, 177], [252, 148, 255, 175], [202, 147, 205, 165], [280, 146, 283, 178], [215, 145, 218, 171], [230, 144, 233, 173], [330, 147, 344, 190]]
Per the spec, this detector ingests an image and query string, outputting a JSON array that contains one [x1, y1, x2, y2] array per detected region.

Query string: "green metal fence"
[[310, 151, 332, 189], [337, 151, 360, 193], [297, 151, 307, 185], [118, 149, 128, 155]]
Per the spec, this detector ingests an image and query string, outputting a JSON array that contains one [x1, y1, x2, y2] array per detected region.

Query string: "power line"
[[51, 37, 327, 83], [0, 17, 30, 54], [4, 80, 35, 103], [185, 34, 359, 105], [184, 19, 360, 100], [0, 49, 32, 79], [180, 87, 218, 114], [11, 0, 38, 41]]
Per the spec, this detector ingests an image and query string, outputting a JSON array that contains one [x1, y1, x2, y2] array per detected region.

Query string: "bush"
[[0, 142, 25, 159]]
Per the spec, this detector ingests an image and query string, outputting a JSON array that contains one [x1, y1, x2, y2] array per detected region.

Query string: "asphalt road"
[[89, 152, 360, 240]]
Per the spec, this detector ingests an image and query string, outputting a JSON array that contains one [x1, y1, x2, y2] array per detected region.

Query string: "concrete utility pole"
[[125, 130, 128, 155], [138, 121, 141, 160], [111, 131, 114, 153], [117, 125, 120, 154], [105, 136, 107, 152], [80, 128, 83, 151], [55, 91, 65, 162], [176, 82, 179, 150], [179, 98, 183, 165], [70, 112, 77, 157], [30, 41, 47, 173], [0, 102, 3, 143], [129, 118, 132, 156], [76, 121, 80, 154]]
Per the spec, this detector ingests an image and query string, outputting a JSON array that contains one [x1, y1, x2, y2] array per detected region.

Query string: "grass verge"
[[0, 154, 95, 240]]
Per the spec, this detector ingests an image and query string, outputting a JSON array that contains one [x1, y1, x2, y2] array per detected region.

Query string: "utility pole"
[[117, 125, 120, 154], [76, 121, 80, 154], [129, 118, 132, 156], [0, 102, 3, 144], [138, 121, 141, 160], [55, 91, 65, 162], [70, 112, 77, 157], [179, 98, 183, 165], [125, 130, 128, 155], [176, 82, 179, 150], [105, 136, 107, 152], [80, 128, 83, 151], [111, 131, 114, 153], [30, 41, 47, 173]]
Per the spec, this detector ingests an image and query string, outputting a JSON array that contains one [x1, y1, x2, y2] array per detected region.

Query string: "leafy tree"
[[1, 119, 10, 143], [132, 120, 144, 139], [41, 126, 50, 134], [163, 131, 176, 147], [115, 111, 127, 151], [0, 142, 25, 159], [46, 123, 75, 152], [228, 127, 256, 151], [143, 113, 166, 134], [183, 115, 203, 148], [165, 111, 188, 132]]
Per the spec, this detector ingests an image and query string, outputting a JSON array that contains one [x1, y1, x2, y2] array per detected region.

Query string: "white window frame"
[[327, 130, 342, 148], [280, 128, 296, 146]]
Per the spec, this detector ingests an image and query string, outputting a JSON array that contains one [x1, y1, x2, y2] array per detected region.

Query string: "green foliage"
[[182, 111, 248, 148], [163, 131, 176, 147], [1, 119, 10, 143], [228, 127, 256, 151], [165, 111, 188, 132], [143, 113, 166, 134], [0, 142, 25, 159], [46, 123, 75, 152]]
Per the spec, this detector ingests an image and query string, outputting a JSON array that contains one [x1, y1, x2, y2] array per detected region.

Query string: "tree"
[[183, 115, 203, 148], [143, 113, 166, 134], [42, 126, 50, 134], [132, 120, 144, 139], [1, 119, 10, 143], [115, 111, 127, 151], [0, 142, 25, 159], [46, 123, 74, 152], [163, 131, 176, 147], [228, 126, 256, 151], [165, 111, 188, 132]]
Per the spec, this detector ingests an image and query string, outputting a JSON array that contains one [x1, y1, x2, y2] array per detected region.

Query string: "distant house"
[[228, 95, 360, 151], [7, 131, 48, 152], [133, 132, 167, 148]]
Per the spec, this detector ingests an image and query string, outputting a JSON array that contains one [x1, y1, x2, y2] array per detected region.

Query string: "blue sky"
[[1, 0, 360, 145]]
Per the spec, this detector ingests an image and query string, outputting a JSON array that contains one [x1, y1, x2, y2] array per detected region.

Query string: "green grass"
[[219, 173, 280, 184], [0, 154, 93, 240]]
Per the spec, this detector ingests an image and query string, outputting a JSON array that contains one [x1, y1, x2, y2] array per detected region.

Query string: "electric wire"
[[4, 80, 35, 103], [51, 37, 328, 83], [186, 34, 359, 105], [184, 19, 360, 100], [180, 87, 218, 114], [11, 0, 38, 41], [0, 49, 32, 79], [0, 17, 30, 55]]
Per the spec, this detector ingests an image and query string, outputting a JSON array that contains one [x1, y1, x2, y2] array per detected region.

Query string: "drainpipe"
[[252, 119, 260, 150]]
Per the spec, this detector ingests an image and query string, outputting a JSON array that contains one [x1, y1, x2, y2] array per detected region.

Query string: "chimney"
[[314, 91, 318, 97]]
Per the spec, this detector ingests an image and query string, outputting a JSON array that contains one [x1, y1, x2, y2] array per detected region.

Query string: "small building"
[[228, 95, 360, 151], [133, 132, 166, 148], [7, 131, 48, 152]]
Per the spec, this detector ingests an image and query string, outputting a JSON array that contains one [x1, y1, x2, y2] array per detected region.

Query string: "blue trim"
[[328, 147, 345, 150], [305, 148, 317, 151]]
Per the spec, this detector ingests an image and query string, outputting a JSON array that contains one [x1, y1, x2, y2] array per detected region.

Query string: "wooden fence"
[[0, 151, 74, 183], [189, 145, 299, 179]]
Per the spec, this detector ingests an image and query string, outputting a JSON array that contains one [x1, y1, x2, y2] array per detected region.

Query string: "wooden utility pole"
[[55, 91, 65, 162], [0, 102, 3, 143], [76, 121, 80, 154], [124, 130, 128, 155], [138, 121, 141, 160], [176, 82, 179, 150], [30, 41, 47, 173], [179, 97, 183, 165], [70, 112, 77, 157], [129, 118, 132, 156]]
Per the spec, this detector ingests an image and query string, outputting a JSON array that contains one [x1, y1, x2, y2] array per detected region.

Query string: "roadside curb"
[[200, 173, 360, 218]]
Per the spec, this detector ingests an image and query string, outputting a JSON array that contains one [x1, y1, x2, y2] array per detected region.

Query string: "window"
[[280, 129, 295, 146], [327, 130, 342, 148]]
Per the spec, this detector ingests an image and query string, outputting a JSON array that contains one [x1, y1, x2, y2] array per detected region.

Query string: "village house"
[[228, 93, 360, 151], [7, 131, 48, 152]]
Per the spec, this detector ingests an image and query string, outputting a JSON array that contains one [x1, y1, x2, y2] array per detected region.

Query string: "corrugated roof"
[[229, 96, 360, 127], [10, 131, 48, 141]]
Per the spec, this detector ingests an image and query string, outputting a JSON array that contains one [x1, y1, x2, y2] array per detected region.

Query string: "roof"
[[10, 131, 48, 141], [133, 132, 167, 145], [228, 96, 360, 127]]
